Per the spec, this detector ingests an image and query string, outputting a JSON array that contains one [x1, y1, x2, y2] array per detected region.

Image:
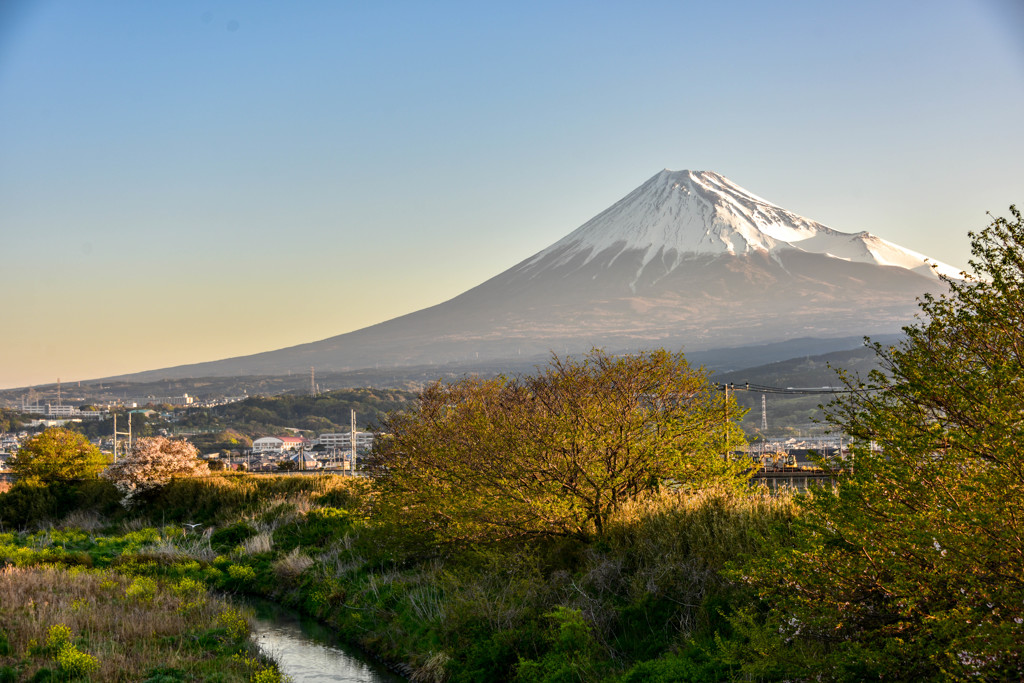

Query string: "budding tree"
[[370, 348, 748, 544], [102, 436, 209, 506]]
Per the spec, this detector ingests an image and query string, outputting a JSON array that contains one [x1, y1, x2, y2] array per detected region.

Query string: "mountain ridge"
[[520, 170, 960, 280]]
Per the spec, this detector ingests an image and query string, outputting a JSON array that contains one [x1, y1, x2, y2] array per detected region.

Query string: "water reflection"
[[246, 598, 405, 683]]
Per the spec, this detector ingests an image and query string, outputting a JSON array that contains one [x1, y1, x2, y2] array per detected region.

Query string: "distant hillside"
[[712, 342, 890, 436], [176, 388, 418, 437]]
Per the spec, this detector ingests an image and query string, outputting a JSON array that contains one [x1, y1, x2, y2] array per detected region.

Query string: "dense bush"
[[735, 207, 1024, 679], [0, 479, 120, 529]]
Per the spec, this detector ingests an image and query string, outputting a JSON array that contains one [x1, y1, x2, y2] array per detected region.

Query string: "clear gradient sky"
[[2, 0, 1023, 390]]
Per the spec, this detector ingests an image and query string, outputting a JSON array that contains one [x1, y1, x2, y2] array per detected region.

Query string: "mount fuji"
[[118, 170, 959, 381]]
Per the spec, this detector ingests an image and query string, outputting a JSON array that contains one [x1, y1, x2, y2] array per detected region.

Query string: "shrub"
[[55, 643, 99, 677], [273, 506, 351, 552], [215, 608, 249, 640], [210, 521, 257, 552], [45, 625, 72, 651], [125, 576, 158, 603]]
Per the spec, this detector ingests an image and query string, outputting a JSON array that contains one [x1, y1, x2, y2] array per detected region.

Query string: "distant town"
[[0, 388, 416, 477], [0, 387, 853, 483]]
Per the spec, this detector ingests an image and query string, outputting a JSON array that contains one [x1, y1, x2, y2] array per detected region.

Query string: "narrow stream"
[[244, 598, 406, 682]]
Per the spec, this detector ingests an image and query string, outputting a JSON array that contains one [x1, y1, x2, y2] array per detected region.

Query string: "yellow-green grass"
[[0, 565, 283, 682]]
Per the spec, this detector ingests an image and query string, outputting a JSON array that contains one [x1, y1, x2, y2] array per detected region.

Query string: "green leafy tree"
[[738, 207, 1024, 680], [0, 408, 26, 432], [370, 348, 747, 544], [8, 427, 106, 481]]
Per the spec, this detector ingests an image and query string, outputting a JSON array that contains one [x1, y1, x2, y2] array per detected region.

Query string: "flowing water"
[[245, 598, 406, 682]]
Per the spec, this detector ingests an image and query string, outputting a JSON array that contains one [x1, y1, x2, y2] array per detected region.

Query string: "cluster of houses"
[[0, 426, 378, 478], [0, 432, 28, 475], [226, 431, 377, 472]]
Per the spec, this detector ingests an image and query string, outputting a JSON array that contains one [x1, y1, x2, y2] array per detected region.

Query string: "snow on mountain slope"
[[522, 169, 963, 280]]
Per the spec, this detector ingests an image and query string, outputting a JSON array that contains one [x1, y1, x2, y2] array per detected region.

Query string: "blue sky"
[[1, 0, 1022, 389]]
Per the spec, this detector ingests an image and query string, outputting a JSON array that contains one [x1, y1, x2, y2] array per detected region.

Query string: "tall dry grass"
[[272, 547, 315, 580], [606, 485, 798, 570], [58, 509, 105, 532], [566, 486, 801, 640], [149, 473, 369, 523], [0, 565, 257, 681]]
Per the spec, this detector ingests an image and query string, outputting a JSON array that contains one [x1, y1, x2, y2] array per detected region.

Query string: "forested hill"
[[177, 388, 418, 437]]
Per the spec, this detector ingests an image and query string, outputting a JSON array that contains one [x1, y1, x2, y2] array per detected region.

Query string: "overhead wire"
[[715, 382, 872, 395]]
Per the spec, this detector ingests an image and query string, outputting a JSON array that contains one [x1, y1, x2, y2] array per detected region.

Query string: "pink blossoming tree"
[[103, 436, 209, 506]]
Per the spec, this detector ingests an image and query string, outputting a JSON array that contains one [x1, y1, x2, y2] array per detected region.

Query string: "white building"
[[252, 436, 307, 454], [314, 431, 375, 452]]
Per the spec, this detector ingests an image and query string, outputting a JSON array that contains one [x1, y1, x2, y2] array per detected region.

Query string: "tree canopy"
[[369, 348, 748, 544], [8, 427, 106, 482], [739, 207, 1024, 680]]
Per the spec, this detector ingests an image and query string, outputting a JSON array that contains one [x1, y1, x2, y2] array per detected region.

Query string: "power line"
[[716, 382, 868, 395]]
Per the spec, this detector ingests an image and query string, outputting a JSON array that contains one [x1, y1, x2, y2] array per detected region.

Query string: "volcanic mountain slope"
[[117, 170, 959, 381]]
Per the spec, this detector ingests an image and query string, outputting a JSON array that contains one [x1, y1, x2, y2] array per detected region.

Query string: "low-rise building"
[[252, 436, 307, 454], [314, 431, 375, 452]]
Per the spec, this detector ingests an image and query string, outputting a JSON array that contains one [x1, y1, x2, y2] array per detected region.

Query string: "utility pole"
[[310, 367, 316, 397], [723, 383, 730, 451], [350, 409, 357, 474], [112, 412, 131, 462], [761, 394, 768, 432]]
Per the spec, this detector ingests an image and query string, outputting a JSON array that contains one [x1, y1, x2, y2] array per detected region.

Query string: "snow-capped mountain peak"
[[523, 169, 962, 280]]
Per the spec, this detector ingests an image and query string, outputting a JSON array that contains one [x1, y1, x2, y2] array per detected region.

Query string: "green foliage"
[[272, 507, 351, 553], [43, 624, 99, 678], [372, 348, 748, 544], [515, 608, 604, 683], [126, 576, 158, 603], [44, 625, 72, 651], [0, 466, 807, 682], [215, 608, 250, 641], [142, 667, 188, 683], [9, 428, 106, 482], [0, 478, 120, 529], [738, 207, 1024, 679], [0, 408, 26, 433], [226, 564, 257, 583], [210, 522, 257, 552], [136, 474, 366, 524], [54, 642, 99, 678], [619, 649, 727, 683]]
